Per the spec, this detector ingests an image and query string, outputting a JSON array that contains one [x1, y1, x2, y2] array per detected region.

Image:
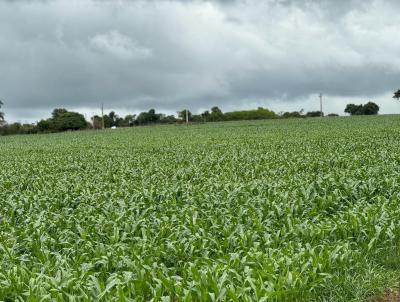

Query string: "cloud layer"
[[1, 0, 399, 121]]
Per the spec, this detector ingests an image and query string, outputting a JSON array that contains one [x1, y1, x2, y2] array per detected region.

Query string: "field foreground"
[[1, 116, 400, 301]]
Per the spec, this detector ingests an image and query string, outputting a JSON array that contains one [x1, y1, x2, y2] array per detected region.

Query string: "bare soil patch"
[[371, 291, 400, 302]]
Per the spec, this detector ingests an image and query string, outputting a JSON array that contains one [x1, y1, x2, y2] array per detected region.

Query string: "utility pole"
[[186, 109, 189, 125], [101, 103, 105, 129], [319, 93, 323, 117]]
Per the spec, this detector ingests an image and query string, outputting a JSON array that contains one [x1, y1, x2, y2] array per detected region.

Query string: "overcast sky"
[[1, 0, 399, 122]]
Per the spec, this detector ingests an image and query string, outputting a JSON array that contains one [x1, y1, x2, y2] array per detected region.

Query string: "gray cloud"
[[1, 0, 400, 121]]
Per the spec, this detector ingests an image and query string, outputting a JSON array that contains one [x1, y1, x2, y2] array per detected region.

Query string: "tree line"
[[344, 102, 380, 116], [0, 95, 393, 136], [0, 105, 322, 136]]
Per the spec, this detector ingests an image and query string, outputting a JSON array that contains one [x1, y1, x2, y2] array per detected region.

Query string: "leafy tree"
[[344, 102, 379, 115], [0, 122, 37, 136], [103, 115, 112, 128], [39, 108, 87, 132], [136, 109, 161, 125], [108, 111, 117, 127], [282, 111, 304, 118], [136, 112, 149, 125], [160, 115, 177, 124], [102, 111, 124, 128], [178, 109, 192, 122], [201, 110, 210, 122], [191, 115, 204, 122], [208, 106, 223, 121], [224, 107, 277, 120], [393, 89, 400, 101], [0, 100, 4, 124], [327, 113, 339, 117], [52, 108, 68, 119], [37, 119, 52, 132], [362, 102, 379, 115], [52, 111, 87, 131], [147, 109, 161, 123], [123, 114, 136, 127], [344, 104, 363, 115], [306, 111, 324, 117]]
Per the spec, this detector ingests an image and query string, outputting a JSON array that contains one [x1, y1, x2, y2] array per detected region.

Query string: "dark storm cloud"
[[0, 0, 399, 121]]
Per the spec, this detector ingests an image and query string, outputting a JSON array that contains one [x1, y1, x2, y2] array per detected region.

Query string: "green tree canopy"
[[345, 102, 379, 115], [209, 106, 224, 121], [136, 109, 162, 125], [0, 100, 4, 124], [51, 110, 87, 131], [39, 108, 87, 132], [223, 107, 277, 121], [362, 102, 380, 115], [52, 108, 68, 119], [37, 119, 51, 132], [344, 104, 363, 115], [122, 114, 136, 127], [178, 109, 192, 122], [393, 89, 400, 100], [306, 111, 324, 117]]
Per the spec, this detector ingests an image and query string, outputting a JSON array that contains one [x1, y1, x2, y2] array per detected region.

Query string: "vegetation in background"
[[223, 107, 277, 121], [0, 122, 37, 135], [0, 100, 4, 125], [0, 100, 384, 136], [36, 108, 88, 132], [282, 110, 305, 118], [393, 89, 400, 101], [177, 109, 192, 122], [305, 111, 324, 117], [344, 102, 380, 116], [0, 116, 400, 301]]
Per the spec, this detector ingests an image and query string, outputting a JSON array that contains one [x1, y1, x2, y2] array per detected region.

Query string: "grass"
[[0, 115, 400, 301]]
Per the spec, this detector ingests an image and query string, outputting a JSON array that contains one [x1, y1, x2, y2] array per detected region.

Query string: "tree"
[[201, 110, 210, 122], [223, 107, 277, 121], [344, 102, 379, 115], [52, 111, 87, 131], [147, 109, 161, 123], [37, 119, 52, 132], [136, 111, 149, 125], [362, 102, 379, 115], [393, 89, 400, 100], [52, 108, 68, 119], [344, 104, 363, 115], [0, 100, 4, 125], [209, 106, 224, 121], [41, 108, 87, 132], [0, 122, 37, 136], [123, 114, 136, 127], [282, 111, 303, 118], [178, 109, 192, 122], [306, 111, 324, 117], [102, 111, 123, 128], [160, 115, 177, 124], [136, 109, 161, 125]]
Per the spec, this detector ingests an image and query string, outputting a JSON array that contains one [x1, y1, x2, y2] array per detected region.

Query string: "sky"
[[1, 0, 399, 123]]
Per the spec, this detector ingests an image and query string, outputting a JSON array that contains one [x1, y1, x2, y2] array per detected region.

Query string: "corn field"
[[1, 116, 400, 301]]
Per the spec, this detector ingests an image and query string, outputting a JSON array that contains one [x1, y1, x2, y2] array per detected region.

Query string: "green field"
[[1, 116, 400, 301]]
